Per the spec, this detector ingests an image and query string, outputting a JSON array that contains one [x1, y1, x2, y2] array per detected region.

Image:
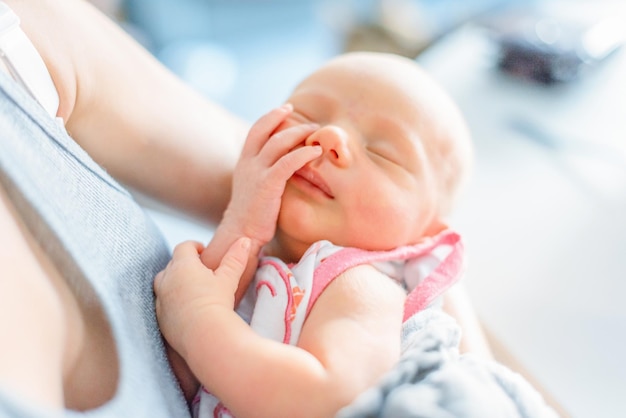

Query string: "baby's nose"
[[305, 125, 352, 167]]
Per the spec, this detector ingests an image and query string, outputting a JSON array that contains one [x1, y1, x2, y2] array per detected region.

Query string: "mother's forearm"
[[8, 0, 248, 221]]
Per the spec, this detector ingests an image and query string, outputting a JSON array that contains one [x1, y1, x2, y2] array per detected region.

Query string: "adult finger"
[[153, 270, 165, 293], [242, 104, 293, 157]]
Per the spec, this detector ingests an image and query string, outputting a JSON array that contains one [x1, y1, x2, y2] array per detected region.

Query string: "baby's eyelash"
[[367, 147, 395, 163], [366, 146, 412, 173]]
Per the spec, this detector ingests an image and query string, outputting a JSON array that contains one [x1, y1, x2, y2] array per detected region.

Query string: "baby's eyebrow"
[[369, 115, 414, 144], [291, 88, 339, 110]]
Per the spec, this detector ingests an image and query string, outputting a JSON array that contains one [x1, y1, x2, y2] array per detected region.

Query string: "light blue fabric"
[[0, 72, 190, 417], [338, 307, 560, 418]]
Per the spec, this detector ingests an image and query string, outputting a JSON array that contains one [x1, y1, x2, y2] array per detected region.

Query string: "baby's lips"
[[294, 165, 334, 198]]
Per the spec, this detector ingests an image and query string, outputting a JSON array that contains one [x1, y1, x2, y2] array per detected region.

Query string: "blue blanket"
[[337, 309, 559, 418]]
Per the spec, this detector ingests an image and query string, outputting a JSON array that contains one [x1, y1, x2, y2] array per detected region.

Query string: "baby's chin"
[[265, 231, 316, 264]]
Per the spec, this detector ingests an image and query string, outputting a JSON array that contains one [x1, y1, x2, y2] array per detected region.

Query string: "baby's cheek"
[[362, 204, 418, 246]]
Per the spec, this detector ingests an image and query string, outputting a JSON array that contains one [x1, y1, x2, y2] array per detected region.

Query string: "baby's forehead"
[[296, 64, 427, 108], [293, 53, 467, 144], [307, 59, 437, 109], [323, 52, 420, 72], [323, 53, 427, 83]]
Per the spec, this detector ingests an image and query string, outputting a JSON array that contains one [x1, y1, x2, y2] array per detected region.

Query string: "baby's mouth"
[[292, 166, 334, 198]]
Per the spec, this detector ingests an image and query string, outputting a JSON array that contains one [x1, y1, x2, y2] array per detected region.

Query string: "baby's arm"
[[199, 105, 321, 301], [155, 250, 405, 418]]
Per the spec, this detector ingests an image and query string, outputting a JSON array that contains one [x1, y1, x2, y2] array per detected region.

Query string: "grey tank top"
[[0, 72, 191, 417]]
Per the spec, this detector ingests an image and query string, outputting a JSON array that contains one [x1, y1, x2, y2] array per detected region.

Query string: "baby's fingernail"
[[308, 123, 320, 129], [240, 237, 251, 251], [281, 103, 293, 112]]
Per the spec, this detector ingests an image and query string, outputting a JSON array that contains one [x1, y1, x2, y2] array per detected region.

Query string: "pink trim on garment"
[[256, 280, 277, 297], [192, 392, 202, 407], [306, 230, 463, 322], [402, 232, 463, 321], [213, 403, 231, 418], [258, 259, 295, 344]]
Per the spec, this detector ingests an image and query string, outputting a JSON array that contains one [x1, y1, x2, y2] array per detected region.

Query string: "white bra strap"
[[0, 2, 60, 119]]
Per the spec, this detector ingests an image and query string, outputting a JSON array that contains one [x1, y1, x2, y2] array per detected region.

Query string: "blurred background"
[[92, 1, 626, 417], [96, 0, 536, 121]]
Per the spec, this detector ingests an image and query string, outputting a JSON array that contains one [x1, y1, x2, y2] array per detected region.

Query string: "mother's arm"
[[443, 282, 494, 358], [6, 0, 248, 222]]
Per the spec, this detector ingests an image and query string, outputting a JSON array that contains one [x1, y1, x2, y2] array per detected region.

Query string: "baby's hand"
[[153, 238, 250, 357], [221, 104, 321, 248]]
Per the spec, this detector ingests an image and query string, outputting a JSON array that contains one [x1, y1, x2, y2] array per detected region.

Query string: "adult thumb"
[[216, 237, 251, 280]]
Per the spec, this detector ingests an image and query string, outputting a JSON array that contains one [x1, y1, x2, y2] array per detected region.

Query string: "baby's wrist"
[[201, 221, 264, 272], [218, 211, 268, 250]]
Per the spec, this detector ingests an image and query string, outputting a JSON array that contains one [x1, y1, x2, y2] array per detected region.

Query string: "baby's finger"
[[171, 240, 205, 259], [242, 104, 293, 157], [258, 123, 319, 166], [269, 145, 323, 183], [214, 237, 251, 283], [153, 270, 165, 293]]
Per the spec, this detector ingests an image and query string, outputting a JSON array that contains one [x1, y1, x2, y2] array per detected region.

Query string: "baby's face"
[[272, 53, 461, 261]]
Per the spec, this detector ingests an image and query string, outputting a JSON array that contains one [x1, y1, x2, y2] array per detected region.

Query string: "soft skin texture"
[[199, 104, 322, 303], [267, 53, 473, 262], [5, 0, 247, 222], [154, 52, 474, 418]]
